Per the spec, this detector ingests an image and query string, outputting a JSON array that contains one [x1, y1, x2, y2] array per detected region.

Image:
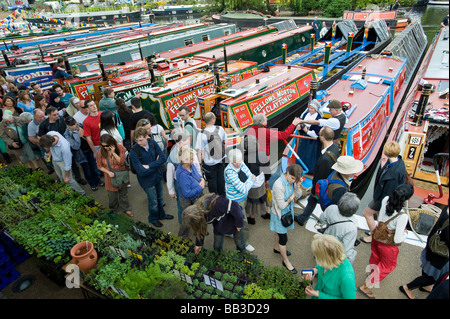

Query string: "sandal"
[[359, 236, 372, 244], [399, 285, 416, 299], [125, 211, 134, 217], [358, 286, 375, 299]]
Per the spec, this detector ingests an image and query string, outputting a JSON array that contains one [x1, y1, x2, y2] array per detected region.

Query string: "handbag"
[[8, 120, 23, 150], [372, 212, 404, 246], [106, 156, 129, 188], [281, 211, 293, 228], [115, 112, 125, 140], [427, 219, 449, 258]]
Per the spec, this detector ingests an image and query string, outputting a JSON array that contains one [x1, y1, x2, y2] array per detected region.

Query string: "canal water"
[[409, 5, 449, 45]]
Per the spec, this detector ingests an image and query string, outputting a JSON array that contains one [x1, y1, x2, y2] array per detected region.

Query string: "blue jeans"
[[214, 232, 244, 252], [173, 179, 183, 223], [54, 69, 72, 79], [202, 161, 226, 196], [143, 180, 166, 223]]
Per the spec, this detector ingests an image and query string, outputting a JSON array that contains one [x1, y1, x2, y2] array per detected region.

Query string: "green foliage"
[[256, 266, 306, 299], [9, 214, 76, 264], [243, 283, 286, 299], [117, 263, 186, 299], [321, 0, 352, 18], [88, 257, 132, 293], [76, 220, 112, 244]]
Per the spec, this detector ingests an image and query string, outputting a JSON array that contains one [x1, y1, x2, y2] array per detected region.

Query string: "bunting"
[[0, 9, 98, 31]]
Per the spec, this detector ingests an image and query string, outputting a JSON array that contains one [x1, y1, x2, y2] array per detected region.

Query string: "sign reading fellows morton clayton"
[[228, 69, 314, 131]]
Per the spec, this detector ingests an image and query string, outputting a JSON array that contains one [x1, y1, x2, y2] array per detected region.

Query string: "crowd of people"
[[0, 72, 447, 300]]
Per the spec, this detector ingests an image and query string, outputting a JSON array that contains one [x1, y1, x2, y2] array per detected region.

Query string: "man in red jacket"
[[247, 113, 301, 160]]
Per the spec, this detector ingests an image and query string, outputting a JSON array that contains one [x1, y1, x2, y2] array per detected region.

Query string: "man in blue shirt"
[[52, 83, 73, 109], [130, 127, 173, 227], [39, 131, 85, 196]]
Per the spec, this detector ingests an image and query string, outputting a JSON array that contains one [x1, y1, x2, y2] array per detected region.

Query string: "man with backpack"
[[316, 156, 363, 213], [296, 127, 340, 226], [178, 105, 197, 148], [129, 127, 173, 227], [195, 112, 227, 196]]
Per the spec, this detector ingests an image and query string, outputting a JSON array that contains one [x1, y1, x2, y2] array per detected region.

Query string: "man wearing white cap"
[[299, 99, 346, 145]]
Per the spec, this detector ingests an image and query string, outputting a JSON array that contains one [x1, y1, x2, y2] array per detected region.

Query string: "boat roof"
[[194, 26, 313, 61], [424, 29, 449, 80], [113, 57, 210, 83], [157, 25, 277, 60], [143, 60, 257, 96], [219, 65, 312, 105], [159, 25, 311, 61], [325, 54, 406, 128], [326, 79, 390, 128]]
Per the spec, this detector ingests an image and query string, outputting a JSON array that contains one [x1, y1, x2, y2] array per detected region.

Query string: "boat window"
[[201, 34, 209, 42], [224, 30, 230, 36], [184, 38, 194, 46], [262, 50, 267, 57]]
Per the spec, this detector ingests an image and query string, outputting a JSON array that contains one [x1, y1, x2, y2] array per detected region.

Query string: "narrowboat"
[[211, 10, 404, 30], [0, 22, 207, 67], [281, 22, 428, 196], [152, 5, 207, 16], [158, 20, 313, 65], [265, 20, 391, 85], [139, 60, 259, 130], [387, 27, 449, 205], [197, 64, 316, 135], [24, 8, 142, 25], [261, 19, 391, 131]]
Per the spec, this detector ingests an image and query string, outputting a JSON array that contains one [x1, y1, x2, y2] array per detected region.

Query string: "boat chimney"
[[413, 83, 433, 126], [310, 34, 315, 51], [223, 40, 228, 73], [310, 80, 318, 100], [138, 43, 144, 61], [38, 45, 45, 62], [3, 40, 8, 52], [361, 67, 366, 80], [213, 62, 220, 93], [282, 43, 287, 64], [1, 50, 10, 67], [146, 57, 155, 84], [97, 55, 107, 81], [256, 78, 260, 84]]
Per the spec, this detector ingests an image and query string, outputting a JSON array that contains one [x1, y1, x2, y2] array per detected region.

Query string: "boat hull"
[[386, 27, 449, 205], [25, 10, 142, 25]]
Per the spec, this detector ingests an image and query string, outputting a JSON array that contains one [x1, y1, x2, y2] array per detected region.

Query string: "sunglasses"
[[141, 120, 150, 125], [101, 144, 110, 148]]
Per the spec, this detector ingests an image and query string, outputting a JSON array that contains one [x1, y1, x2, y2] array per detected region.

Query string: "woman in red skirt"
[[358, 183, 414, 299]]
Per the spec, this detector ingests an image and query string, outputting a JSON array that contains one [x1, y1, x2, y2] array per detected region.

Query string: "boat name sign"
[[249, 84, 299, 115]]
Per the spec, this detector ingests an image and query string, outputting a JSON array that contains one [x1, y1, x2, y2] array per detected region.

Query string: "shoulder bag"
[[372, 212, 404, 246], [281, 211, 293, 228], [105, 156, 129, 188], [8, 119, 23, 150], [428, 219, 449, 258]]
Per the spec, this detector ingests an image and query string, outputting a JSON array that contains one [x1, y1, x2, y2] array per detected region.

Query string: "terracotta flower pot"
[[70, 241, 98, 274]]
